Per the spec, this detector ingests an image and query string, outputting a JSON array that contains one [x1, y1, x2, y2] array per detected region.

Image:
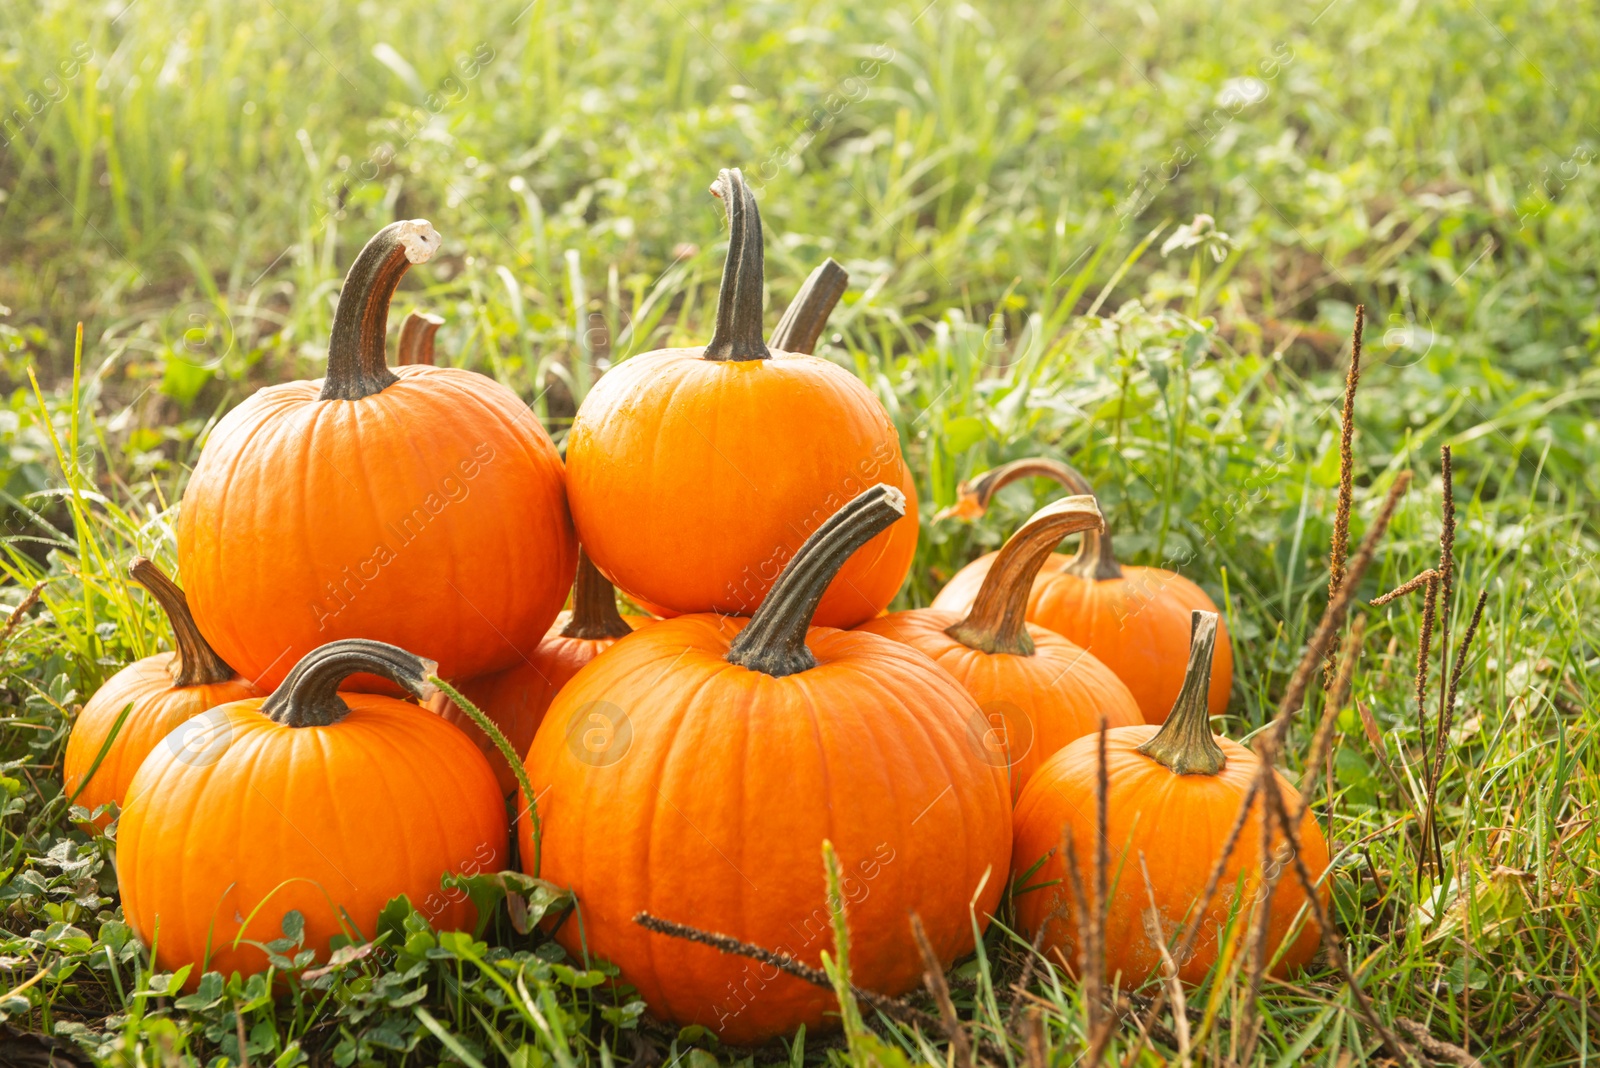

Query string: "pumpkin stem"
[[702, 169, 771, 363], [262, 639, 438, 728], [940, 456, 1123, 581], [561, 548, 632, 640], [397, 309, 444, 366], [128, 557, 236, 689], [726, 484, 906, 677], [944, 495, 1104, 656], [1135, 611, 1227, 775], [770, 258, 848, 355], [320, 220, 442, 400]]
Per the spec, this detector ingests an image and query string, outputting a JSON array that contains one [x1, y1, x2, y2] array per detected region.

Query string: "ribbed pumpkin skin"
[[1013, 727, 1328, 986], [117, 696, 506, 982], [430, 611, 648, 795], [63, 653, 259, 828], [566, 351, 919, 628], [519, 617, 1010, 1045], [178, 365, 575, 692], [932, 554, 1232, 724], [855, 610, 1142, 803]]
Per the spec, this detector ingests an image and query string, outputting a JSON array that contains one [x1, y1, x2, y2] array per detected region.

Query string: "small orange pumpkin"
[[178, 220, 576, 692], [1012, 611, 1328, 986], [520, 485, 1009, 1045], [566, 170, 918, 627], [63, 558, 259, 828], [117, 639, 506, 983], [934, 456, 1231, 723], [858, 496, 1142, 802], [429, 548, 646, 794]]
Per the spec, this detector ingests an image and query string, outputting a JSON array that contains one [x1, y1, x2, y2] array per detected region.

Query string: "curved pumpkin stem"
[[727, 484, 907, 677], [320, 220, 442, 400], [944, 495, 1104, 656], [1136, 611, 1227, 774], [128, 557, 236, 689], [770, 258, 848, 355], [702, 169, 771, 363], [561, 548, 632, 640], [940, 456, 1123, 581], [262, 639, 438, 728], [397, 309, 444, 366]]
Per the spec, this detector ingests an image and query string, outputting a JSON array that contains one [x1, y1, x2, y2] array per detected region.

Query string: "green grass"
[[2, 0, 1598, 1063]]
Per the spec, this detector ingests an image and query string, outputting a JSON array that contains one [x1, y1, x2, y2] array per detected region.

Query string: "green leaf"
[[42, 922, 92, 954], [98, 920, 131, 956], [174, 970, 224, 1011], [1310, 435, 1344, 488], [1333, 747, 1377, 806], [548, 962, 607, 989], [675, 1025, 717, 1046], [507, 1045, 552, 1068], [440, 870, 574, 938], [376, 894, 418, 947], [141, 965, 192, 997], [435, 929, 490, 960], [159, 351, 215, 408], [387, 984, 430, 1009], [600, 1000, 646, 1029], [941, 414, 987, 455]]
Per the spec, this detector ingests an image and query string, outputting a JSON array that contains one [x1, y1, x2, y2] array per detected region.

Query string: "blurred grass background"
[[2, 0, 1598, 1063]]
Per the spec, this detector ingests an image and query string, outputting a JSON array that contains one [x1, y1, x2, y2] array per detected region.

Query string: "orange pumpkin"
[[429, 548, 646, 794], [519, 485, 1009, 1044], [178, 220, 575, 692], [933, 456, 1231, 723], [858, 496, 1141, 802], [63, 558, 260, 829], [1012, 611, 1328, 986], [117, 639, 506, 983], [565, 170, 917, 628]]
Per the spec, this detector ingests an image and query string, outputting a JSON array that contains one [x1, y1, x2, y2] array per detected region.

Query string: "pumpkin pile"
[[65, 165, 1331, 1044]]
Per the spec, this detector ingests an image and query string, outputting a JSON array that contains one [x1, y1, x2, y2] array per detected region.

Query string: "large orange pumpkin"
[[178, 220, 575, 692], [858, 496, 1141, 803], [1012, 611, 1328, 986], [933, 456, 1231, 723], [63, 558, 259, 828], [117, 639, 506, 983], [519, 485, 1010, 1044], [565, 170, 917, 627], [429, 548, 647, 795]]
